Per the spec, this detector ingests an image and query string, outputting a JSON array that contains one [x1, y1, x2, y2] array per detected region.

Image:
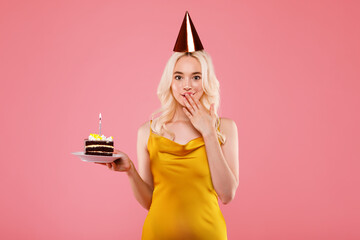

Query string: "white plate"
[[72, 152, 123, 163]]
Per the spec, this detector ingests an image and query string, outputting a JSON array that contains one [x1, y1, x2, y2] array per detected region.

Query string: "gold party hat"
[[173, 11, 204, 52]]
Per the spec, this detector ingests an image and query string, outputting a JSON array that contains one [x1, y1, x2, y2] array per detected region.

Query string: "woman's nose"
[[183, 78, 192, 90]]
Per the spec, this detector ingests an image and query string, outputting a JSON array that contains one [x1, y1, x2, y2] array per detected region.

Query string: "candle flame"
[[99, 113, 102, 120]]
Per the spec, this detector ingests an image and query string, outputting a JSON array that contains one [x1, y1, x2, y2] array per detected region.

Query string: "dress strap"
[[150, 120, 152, 135]]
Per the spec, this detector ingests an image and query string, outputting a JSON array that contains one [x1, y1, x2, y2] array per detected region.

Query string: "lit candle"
[[99, 113, 102, 136]]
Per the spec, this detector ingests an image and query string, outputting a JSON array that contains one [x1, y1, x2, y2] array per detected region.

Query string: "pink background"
[[1, 0, 359, 239]]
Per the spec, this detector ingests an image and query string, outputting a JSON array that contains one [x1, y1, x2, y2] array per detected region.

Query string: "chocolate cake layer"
[[85, 140, 113, 146], [85, 151, 113, 156], [85, 140, 114, 156]]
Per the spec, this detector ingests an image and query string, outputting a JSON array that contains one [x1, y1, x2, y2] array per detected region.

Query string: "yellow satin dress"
[[142, 121, 227, 240]]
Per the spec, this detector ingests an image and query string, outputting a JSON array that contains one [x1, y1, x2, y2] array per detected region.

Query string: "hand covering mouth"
[[181, 92, 195, 96]]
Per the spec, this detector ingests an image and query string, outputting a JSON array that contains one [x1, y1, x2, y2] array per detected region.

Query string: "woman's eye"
[[174, 75, 182, 80], [194, 76, 201, 80]]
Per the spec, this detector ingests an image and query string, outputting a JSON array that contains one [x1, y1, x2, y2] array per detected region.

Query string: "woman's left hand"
[[183, 94, 216, 136]]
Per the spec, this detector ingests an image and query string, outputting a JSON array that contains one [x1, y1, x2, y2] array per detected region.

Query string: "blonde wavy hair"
[[150, 50, 225, 144]]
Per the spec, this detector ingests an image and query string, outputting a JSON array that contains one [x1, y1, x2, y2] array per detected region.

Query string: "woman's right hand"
[[95, 149, 132, 172]]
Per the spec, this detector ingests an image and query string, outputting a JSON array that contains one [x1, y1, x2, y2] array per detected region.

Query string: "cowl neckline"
[[151, 130, 203, 146], [149, 130, 205, 156]]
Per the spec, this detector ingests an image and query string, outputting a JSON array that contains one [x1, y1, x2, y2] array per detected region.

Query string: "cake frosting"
[[88, 134, 113, 142]]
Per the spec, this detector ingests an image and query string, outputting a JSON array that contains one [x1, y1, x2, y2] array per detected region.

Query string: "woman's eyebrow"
[[173, 71, 202, 75]]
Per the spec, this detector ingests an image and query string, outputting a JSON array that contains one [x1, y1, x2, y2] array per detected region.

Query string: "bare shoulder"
[[138, 120, 151, 134], [219, 117, 238, 145], [219, 117, 238, 133], [137, 120, 151, 148]]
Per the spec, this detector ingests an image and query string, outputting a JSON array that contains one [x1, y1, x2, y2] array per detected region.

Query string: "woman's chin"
[[175, 99, 187, 108]]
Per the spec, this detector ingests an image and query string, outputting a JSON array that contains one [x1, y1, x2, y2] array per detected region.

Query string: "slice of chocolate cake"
[[85, 134, 114, 156]]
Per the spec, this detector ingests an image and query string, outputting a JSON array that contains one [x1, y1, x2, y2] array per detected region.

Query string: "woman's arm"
[[202, 118, 239, 204], [128, 121, 154, 210], [182, 94, 239, 204], [104, 121, 154, 210]]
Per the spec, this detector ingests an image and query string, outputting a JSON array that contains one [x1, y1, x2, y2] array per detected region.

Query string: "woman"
[[99, 12, 239, 240]]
